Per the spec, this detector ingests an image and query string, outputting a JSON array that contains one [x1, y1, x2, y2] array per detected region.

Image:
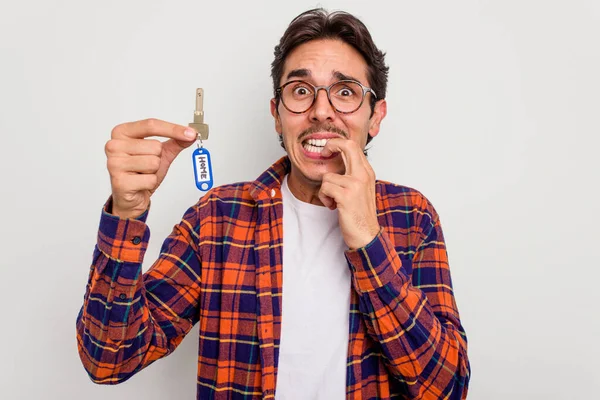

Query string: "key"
[[188, 88, 213, 191], [189, 88, 209, 140]]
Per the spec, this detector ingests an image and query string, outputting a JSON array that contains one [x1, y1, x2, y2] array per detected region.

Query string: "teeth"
[[302, 138, 333, 154], [303, 143, 323, 153], [306, 138, 328, 147]]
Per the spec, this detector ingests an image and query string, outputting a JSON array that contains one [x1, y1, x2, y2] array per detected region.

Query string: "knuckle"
[[149, 139, 162, 155], [106, 156, 117, 172], [110, 174, 123, 189], [110, 124, 124, 139], [104, 139, 117, 154], [148, 174, 159, 188], [149, 156, 161, 171], [145, 118, 158, 132]]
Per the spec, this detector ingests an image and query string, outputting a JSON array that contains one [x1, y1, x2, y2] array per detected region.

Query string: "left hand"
[[319, 138, 381, 250]]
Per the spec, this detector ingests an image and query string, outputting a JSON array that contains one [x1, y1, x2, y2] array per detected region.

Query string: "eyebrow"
[[284, 69, 362, 83], [332, 71, 361, 82], [286, 68, 311, 80]]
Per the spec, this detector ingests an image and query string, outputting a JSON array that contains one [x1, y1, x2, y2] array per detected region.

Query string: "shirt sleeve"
[[344, 195, 471, 400], [76, 196, 202, 384]]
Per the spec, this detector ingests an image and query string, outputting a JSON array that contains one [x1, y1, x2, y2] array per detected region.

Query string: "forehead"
[[281, 39, 369, 84]]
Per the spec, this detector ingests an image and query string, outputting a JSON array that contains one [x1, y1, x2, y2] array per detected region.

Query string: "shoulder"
[[375, 180, 441, 226]]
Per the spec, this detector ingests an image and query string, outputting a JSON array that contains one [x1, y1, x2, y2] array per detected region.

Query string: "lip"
[[301, 147, 338, 160], [300, 133, 345, 142]]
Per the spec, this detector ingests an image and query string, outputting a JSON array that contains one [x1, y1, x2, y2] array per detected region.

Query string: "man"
[[76, 8, 470, 400]]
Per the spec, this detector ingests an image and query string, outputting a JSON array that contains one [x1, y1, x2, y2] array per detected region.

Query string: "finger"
[[320, 139, 348, 173], [360, 150, 376, 180], [111, 118, 197, 142], [105, 139, 163, 157], [108, 155, 161, 174], [322, 172, 352, 188], [318, 192, 337, 210], [111, 173, 158, 193], [321, 138, 365, 176], [319, 181, 346, 209]]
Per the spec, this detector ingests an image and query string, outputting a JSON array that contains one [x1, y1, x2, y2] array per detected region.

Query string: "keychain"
[[189, 88, 214, 191]]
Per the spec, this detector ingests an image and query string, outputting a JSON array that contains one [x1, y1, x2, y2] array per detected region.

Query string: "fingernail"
[[184, 129, 196, 139]]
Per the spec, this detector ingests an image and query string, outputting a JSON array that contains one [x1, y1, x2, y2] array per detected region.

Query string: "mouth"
[[300, 133, 343, 157], [302, 138, 331, 154]]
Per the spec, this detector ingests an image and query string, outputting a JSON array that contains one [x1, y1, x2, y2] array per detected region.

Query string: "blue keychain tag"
[[192, 146, 214, 191]]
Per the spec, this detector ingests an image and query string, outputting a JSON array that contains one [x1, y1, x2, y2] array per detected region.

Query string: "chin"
[[296, 161, 344, 184]]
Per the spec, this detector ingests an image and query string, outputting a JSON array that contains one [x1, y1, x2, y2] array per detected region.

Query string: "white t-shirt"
[[275, 175, 352, 400]]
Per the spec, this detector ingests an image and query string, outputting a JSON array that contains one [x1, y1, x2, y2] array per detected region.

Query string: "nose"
[[308, 88, 336, 123]]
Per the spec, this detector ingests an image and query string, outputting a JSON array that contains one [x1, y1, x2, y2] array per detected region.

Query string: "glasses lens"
[[330, 81, 363, 112], [281, 81, 315, 113]]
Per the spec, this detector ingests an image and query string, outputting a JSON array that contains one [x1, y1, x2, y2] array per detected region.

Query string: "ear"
[[368, 99, 387, 139], [270, 98, 282, 134]]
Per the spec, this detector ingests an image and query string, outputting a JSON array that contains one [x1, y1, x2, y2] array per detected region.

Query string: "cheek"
[[339, 115, 369, 143], [280, 113, 306, 136]]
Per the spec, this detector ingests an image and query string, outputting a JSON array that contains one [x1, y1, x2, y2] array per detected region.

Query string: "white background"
[[1, 0, 598, 399]]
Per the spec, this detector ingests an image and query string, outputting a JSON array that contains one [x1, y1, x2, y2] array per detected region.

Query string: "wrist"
[[348, 225, 382, 250], [112, 209, 145, 219], [108, 197, 149, 220]]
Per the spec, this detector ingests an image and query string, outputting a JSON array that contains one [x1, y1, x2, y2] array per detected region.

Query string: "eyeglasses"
[[275, 79, 377, 114]]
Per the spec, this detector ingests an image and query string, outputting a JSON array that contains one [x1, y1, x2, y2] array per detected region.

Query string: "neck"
[[286, 167, 325, 207]]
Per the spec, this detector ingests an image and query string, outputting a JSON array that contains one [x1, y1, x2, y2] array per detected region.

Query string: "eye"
[[293, 85, 311, 96], [336, 86, 356, 97]]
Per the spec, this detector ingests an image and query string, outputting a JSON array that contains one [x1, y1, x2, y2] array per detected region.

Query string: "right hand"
[[105, 118, 197, 219]]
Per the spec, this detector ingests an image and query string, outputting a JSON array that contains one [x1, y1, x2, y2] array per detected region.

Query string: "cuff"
[[96, 196, 151, 263], [345, 228, 405, 293]]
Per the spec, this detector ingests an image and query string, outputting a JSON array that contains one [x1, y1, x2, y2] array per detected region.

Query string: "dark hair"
[[271, 8, 389, 145]]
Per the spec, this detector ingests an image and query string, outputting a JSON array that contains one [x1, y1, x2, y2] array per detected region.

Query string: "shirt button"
[[270, 189, 276, 198], [119, 293, 126, 300], [132, 236, 141, 245]]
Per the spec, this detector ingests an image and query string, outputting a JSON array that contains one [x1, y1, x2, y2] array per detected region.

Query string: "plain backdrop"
[[1, 0, 598, 399]]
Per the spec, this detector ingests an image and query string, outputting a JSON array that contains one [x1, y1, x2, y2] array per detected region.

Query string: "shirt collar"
[[249, 156, 291, 202]]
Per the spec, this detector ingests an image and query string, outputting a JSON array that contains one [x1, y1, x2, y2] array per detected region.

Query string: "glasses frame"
[[275, 79, 377, 114]]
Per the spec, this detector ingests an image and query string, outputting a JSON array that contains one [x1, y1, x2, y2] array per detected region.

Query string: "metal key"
[[189, 88, 209, 141]]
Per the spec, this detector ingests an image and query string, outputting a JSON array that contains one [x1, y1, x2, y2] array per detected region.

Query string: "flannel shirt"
[[76, 156, 470, 399]]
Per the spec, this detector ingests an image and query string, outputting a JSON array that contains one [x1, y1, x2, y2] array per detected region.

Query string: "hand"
[[318, 139, 381, 250], [105, 118, 197, 219]]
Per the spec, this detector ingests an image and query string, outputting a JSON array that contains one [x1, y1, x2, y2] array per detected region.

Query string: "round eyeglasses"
[[276, 80, 377, 114]]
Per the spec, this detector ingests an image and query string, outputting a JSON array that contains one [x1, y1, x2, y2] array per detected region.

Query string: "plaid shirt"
[[76, 156, 470, 399]]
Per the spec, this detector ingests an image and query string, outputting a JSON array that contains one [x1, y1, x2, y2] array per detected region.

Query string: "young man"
[[77, 8, 470, 400]]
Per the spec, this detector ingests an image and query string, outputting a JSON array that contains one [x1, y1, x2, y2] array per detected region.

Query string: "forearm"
[[346, 229, 470, 399], [76, 199, 201, 384], [76, 252, 172, 384]]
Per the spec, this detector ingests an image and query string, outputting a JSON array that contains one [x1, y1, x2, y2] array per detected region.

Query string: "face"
[[270, 39, 387, 185]]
